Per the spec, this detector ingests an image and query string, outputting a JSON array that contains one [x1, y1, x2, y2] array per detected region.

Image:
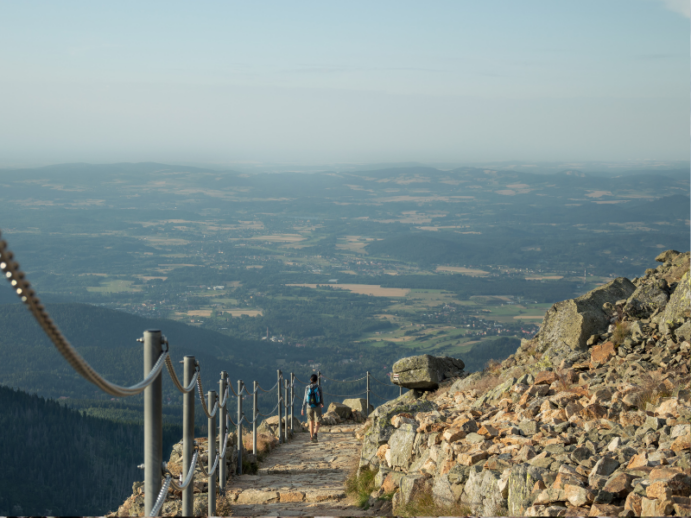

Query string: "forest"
[[0, 385, 185, 516]]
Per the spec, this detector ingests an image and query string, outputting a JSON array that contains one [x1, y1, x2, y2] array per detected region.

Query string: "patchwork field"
[[286, 284, 410, 297], [436, 266, 490, 276], [86, 280, 141, 293]]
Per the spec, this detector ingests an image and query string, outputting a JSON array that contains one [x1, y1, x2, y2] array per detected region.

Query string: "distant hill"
[[0, 303, 284, 401]]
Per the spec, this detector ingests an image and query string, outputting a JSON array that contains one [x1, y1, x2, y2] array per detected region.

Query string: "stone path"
[[223, 425, 373, 517]]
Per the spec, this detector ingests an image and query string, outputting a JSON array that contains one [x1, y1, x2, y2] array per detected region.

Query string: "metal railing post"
[[399, 385, 402, 397], [252, 380, 258, 455], [208, 390, 217, 517], [143, 329, 163, 517], [366, 371, 370, 419], [277, 370, 282, 444], [290, 373, 294, 434], [237, 380, 243, 475], [318, 370, 321, 387], [219, 372, 227, 490], [182, 356, 196, 517], [284, 378, 289, 443]]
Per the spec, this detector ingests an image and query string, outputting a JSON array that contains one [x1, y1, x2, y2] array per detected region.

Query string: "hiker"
[[301, 373, 324, 442]]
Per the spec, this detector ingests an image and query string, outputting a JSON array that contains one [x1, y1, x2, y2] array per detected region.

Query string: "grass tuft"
[[345, 467, 378, 509]]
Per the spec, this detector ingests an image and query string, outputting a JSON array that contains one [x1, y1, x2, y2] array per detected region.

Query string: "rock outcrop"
[[529, 277, 635, 356], [392, 354, 465, 390], [358, 250, 691, 517]]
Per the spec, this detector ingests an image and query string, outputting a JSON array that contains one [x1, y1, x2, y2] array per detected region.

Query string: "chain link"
[[149, 474, 172, 517], [0, 232, 169, 397], [165, 356, 199, 394], [168, 451, 199, 491], [320, 374, 366, 383], [196, 376, 218, 418]]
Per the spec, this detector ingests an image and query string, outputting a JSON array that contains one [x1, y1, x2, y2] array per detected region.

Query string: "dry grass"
[[474, 373, 503, 394], [485, 359, 502, 375], [242, 432, 277, 460], [554, 367, 579, 393], [612, 321, 630, 346], [396, 491, 473, 517], [627, 372, 672, 410]]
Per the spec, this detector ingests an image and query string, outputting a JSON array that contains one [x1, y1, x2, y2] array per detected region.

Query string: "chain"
[[196, 375, 218, 418], [165, 356, 199, 393], [257, 381, 278, 392], [320, 374, 366, 383], [369, 374, 395, 386], [322, 390, 367, 398], [168, 451, 199, 491], [149, 474, 172, 517], [0, 232, 169, 397]]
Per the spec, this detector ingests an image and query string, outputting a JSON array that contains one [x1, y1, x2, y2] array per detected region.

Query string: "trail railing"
[[0, 231, 403, 516]]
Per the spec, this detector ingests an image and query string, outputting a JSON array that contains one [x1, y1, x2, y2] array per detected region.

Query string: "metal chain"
[[165, 356, 199, 394], [168, 451, 199, 491], [196, 376, 218, 418], [256, 381, 278, 392], [219, 385, 230, 409], [257, 402, 279, 417], [293, 376, 309, 385], [149, 474, 172, 517], [369, 390, 392, 400], [0, 233, 170, 397], [322, 390, 367, 398], [320, 374, 366, 383], [370, 375, 395, 387]]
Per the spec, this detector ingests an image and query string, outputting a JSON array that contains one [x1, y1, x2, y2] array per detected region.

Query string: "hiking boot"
[[314, 433, 318, 442], [310, 435, 316, 443]]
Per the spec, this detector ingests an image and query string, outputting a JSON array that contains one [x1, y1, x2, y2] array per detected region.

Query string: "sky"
[[0, 0, 688, 167]]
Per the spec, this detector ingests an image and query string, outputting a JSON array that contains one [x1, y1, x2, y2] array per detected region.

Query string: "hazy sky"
[[0, 0, 688, 166]]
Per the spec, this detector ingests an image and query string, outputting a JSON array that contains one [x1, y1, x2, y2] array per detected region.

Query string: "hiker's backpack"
[[308, 384, 321, 407]]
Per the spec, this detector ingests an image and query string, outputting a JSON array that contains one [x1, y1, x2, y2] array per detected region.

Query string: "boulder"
[[462, 467, 508, 516], [342, 398, 374, 415], [387, 424, 417, 469], [533, 277, 635, 353], [359, 390, 436, 469], [327, 402, 352, 420], [656, 250, 681, 263], [397, 473, 431, 507], [624, 282, 669, 319], [508, 464, 548, 516], [392, 354, 465, 390], [661, 272, 691, 324]]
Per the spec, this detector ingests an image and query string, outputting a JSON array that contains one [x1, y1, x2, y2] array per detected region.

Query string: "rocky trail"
[[223, 424, 373, 517]]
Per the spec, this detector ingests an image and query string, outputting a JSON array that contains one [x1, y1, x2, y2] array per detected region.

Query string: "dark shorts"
[[307, 406, 323, 423]]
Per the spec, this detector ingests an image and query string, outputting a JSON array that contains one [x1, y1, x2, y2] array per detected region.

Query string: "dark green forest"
[[0, 385, 184, 516]]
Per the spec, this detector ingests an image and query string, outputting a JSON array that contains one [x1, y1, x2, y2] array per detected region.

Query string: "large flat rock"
[[392, 354, 465, 390]]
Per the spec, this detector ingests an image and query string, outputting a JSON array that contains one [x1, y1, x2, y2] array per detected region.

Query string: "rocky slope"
[[357, 250, 691, 517]]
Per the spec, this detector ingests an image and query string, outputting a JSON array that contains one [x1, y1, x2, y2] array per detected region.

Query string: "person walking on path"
[[301, 374, 324, 442]]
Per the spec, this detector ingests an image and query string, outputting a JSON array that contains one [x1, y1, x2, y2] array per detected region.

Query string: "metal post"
[[237, 380, 243, 475], [277, 370, 282, 444], [219, 372, 227, 490], [252, 380, 258, 455], [143, 330, 163, 517], [399, 385, 402, 397], [290, 373, 294, 434], [318, 370, 321, 387], [208, 390, 217, 517], [284, 378, 289, 443], [182, 356, 195, 517], [366, 371, 370, 419]]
